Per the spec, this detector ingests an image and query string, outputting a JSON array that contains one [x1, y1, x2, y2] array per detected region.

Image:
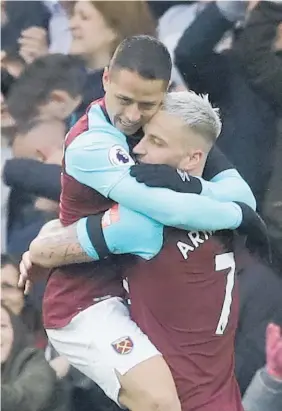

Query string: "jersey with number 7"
[[79, 206, 243, 411], [125, 226, 242, 411]]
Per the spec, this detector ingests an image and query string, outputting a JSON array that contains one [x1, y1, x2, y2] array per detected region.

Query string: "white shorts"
[[46, 297, 161, 405]]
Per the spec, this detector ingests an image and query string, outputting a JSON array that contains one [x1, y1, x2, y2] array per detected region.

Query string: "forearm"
[[29, 222, 95, 268], [174, 1, 231, 94], [200, 169, 256, 210], [77, 206, 163, 260], [30, 205, 164, 266], [175, 2, 232, 64], [201, 147, 256, 209], [110, 176, 243, 231], [37, 219, 63, 237]]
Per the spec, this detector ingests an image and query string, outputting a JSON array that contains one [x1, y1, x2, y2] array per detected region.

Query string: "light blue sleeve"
[[66, 130, 243, 231], [65, 128, 135, 198], [199, 169, 256, 210], [76, 206, 164, 260], [108, 174, 243, 230]]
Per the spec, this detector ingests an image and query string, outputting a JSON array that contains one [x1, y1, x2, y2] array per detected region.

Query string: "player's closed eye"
[[139, 102, 156, 111], [150, 136, 164, 147], [118, 97, 132, 105]]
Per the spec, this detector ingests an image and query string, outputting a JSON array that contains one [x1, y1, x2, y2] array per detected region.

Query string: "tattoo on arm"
[[33, 224, 95, 266]]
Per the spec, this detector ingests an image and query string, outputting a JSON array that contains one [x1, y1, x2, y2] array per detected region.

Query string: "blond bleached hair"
[[162, 91, 222, 145]]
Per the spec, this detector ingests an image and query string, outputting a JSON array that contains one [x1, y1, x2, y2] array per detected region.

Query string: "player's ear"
[[180, 150, 203, 172], [48, 90, 79, 118], [102, 67, 110, 91], [48, 90, 69, 115], [50, 90, 68, 105], [35, 148, 46, 163]]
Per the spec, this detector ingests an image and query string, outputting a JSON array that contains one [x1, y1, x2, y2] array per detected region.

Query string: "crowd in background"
[[1, 1, 282, 410]]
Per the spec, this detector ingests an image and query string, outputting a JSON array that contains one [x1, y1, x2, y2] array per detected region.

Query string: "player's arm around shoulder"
[[28, 208, 164, 268], [201, 146, 256, 209], [199, 169, 256, 210], [78, 205, 164, 261], [65, 128, 244, 231]]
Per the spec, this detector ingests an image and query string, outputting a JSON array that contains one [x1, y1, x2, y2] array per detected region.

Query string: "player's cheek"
[[150, 148, 162, 164]]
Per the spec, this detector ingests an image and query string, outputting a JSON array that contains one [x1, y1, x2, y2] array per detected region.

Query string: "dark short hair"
[[110, 35, 172, 83], [7, 54, 86, 125]]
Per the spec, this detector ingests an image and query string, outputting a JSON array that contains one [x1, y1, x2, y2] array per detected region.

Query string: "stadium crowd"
[[1, 1, 282, 411]]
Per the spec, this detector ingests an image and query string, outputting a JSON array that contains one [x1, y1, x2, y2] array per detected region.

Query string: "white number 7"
[[215, 252, 236, 335]]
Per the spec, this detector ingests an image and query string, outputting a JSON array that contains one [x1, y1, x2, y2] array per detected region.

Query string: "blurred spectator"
[[0, 259, 102, 411], [4, 158, 61, 203], [1, 71, 15, 130], [174, 0, 277, 208], [1, 0, 7, 26], [11, 119, 64, 214], [1, 50, 25, 136], [18, 26, 49, 65], [45, 1, 74, 55], [3, 55, 76, 261], [1, 304, 70, 411], [7, 54, 86, 130], [234, 1, 282, 112], [157, 1, 206, 88], [243, 323, 282, 411], [1, 254, 24, 315], [5, 186, 54, 258], [235, 251, 282, 395], [17, 1, 75, 65], [1, 135, 12, 253], [1, 49, 24, 82], [12, 119, 65, 164], [148, 1, 193, 20], [4, 119, 65, 256], [1, 0, 74, 66], [70, 1, 156, 70], [265, 118, 282, 270], [1, 1, 50, 56], [69, 0, 156, 116], [0, 49, 18, 254], [234, 0, 282, 269], [1, 254, 45, 341]]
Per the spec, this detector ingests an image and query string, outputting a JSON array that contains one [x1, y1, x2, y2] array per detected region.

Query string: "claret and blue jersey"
[[77, 203, 242, 411], [43, 97, 255, 331], [64, 101, 255, 231], [42, 97, 250, 410]]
